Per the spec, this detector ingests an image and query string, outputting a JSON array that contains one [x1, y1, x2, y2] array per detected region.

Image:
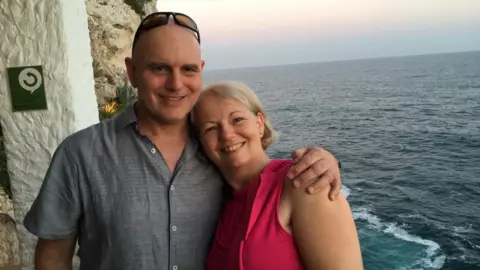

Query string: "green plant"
[[98, 81, 137, 120], [115, 81, 137, 111]]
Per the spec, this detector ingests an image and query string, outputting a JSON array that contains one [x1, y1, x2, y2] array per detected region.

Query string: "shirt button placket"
[[170, 183, 176, 269]]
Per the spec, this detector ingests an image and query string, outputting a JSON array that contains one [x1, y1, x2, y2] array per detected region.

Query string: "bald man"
[[23, 12, 343, 270]]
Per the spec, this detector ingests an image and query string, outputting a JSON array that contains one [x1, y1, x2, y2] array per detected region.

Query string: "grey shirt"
[[23, 103, 225, 270]]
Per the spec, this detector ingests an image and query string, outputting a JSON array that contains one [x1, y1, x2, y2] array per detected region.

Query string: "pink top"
[[206, 159, 304, 270]]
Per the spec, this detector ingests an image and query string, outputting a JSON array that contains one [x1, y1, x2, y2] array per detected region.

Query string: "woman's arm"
[[288, 181, 363, 270]]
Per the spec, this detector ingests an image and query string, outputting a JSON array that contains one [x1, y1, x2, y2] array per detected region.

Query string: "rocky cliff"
[[0, 193, 18, 268], [86, 0, 157, 105], [0, 0, 157, 268]]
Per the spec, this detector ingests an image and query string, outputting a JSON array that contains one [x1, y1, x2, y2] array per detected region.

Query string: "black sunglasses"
[[132, 12, 200, 52]]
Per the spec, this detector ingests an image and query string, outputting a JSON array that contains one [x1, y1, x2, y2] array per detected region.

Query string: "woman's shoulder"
[[258, 159, 293, 194], [264, 158, 293, 174]]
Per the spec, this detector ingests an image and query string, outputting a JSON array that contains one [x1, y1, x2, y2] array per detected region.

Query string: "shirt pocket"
[[92, 191, 151, 229]]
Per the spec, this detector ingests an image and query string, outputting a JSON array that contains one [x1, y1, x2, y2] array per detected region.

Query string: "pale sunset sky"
[[156, 0, 480, 70]]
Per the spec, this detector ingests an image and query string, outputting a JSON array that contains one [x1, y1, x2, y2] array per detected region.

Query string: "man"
[[24, 12, 343, 270]]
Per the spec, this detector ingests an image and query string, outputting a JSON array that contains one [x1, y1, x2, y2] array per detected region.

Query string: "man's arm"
[[286, 147, 342, 200], [35, 238, 77, 270], [23, 138, 82, 269]]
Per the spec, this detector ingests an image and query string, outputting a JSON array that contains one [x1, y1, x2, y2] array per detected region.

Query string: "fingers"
[[290, 157, 328, 188], [288, 147, 343, 201], [287, 147, 324, 182], [328, 174, 342, 200], [291, 148, 308, 163], [306, 167, 342, 201], [306, 170, 335, 195]]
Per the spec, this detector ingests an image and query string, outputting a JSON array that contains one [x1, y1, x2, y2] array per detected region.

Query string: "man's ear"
[[200, 60, 206, 71], [124, 57, 137, 88]]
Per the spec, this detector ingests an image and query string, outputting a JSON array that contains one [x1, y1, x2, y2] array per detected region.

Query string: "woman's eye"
[[233, 117, 244, 123]]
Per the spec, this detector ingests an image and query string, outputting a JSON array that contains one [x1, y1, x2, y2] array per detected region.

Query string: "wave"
[[398, 212, 480, 266], [353, 206, 446, 270], [342, 185, 351, 198], [453, 224, 474, 234]]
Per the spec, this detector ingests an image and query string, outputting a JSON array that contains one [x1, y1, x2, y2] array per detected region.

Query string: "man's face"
[[125, 24, 205, 125]]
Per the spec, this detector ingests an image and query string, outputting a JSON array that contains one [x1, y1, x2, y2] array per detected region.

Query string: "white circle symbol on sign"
[[18, 68, 42, 94]]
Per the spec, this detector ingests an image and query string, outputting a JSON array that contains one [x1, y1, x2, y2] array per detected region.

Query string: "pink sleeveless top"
[[206, 159, 303, 270]]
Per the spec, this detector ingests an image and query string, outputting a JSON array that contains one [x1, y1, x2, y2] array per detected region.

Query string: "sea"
[[203, 51, 480, 270]]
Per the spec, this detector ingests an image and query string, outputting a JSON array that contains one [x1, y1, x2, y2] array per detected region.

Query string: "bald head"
[[132, 23, 201, 62], [124, 21, 205, 126]]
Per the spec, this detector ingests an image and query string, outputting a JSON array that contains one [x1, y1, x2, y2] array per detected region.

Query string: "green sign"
[[7, 65, 48, 112]]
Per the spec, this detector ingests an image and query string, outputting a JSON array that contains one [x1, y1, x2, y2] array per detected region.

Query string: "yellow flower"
[[104, 101, 117, 113]]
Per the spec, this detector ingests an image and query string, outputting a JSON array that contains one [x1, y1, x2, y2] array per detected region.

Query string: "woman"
[[191, 81, 363, 270]]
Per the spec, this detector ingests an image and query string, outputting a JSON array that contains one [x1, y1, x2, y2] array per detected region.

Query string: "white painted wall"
[[0, 0, 98, 268]]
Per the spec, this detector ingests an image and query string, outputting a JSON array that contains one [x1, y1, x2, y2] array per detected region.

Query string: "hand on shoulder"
[[285, 147, 342, 200]]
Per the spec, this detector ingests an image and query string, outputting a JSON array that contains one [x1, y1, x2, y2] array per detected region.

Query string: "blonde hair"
[[191, 81, 277, 149]]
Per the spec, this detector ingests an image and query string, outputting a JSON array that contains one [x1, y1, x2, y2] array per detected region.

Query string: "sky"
[[156, 0, 480, 70]]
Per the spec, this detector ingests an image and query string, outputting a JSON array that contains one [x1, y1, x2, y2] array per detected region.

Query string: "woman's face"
[[194, 94, 265, 170]]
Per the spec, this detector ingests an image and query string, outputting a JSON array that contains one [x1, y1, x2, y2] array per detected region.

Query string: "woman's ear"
[[256, 112, 265, 135]]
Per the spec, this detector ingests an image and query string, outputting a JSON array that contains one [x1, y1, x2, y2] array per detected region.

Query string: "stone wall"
[[0, 0, 156, 268], [0, 192, 19, 268], [0, 94, 18, 270]]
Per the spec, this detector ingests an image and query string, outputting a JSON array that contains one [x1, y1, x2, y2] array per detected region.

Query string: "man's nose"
[[165, 70, 183, 91]]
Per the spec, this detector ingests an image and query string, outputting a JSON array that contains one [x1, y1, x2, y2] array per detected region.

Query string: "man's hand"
[[286, 147, 341, 200]]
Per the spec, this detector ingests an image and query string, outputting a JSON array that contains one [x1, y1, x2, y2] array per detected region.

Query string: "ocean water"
[[204, 51, 480, 270]]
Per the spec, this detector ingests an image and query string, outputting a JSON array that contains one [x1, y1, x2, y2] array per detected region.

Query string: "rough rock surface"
[[1, 0, 98, 268], [86, 0, 157, 105], [0, 0, 156, 268], [0, 191, 19, 268]]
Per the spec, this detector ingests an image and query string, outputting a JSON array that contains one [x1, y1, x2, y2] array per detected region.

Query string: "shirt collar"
[[115, 101, 202, 160], [115, 101, 138, 128]]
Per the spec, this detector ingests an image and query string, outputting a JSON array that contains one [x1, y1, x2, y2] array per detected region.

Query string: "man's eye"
[[205, 126, 217, 133], [153, 66, 167, 71], [184, 66, 198, 73]]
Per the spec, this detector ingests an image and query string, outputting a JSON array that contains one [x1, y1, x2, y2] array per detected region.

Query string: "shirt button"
[[172, 225, 177, 231], [172, 266, 178, 270], [170, 185, 175, 191], [150, 148, 156, 154]]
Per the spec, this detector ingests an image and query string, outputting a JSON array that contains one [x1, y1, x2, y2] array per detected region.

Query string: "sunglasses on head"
[[132, 12, 200, 51]]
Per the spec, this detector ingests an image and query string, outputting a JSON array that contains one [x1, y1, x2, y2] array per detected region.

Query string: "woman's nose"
[[219, 125, 235, 141]]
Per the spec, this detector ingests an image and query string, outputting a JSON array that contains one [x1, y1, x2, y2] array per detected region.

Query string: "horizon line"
[[204, 49, 480, 72]]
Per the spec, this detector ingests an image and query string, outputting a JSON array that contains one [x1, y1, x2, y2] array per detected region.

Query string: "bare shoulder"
[[287, 179, 364, 269], [281, 160, 337, 206], [290, 179, 348, 209]]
